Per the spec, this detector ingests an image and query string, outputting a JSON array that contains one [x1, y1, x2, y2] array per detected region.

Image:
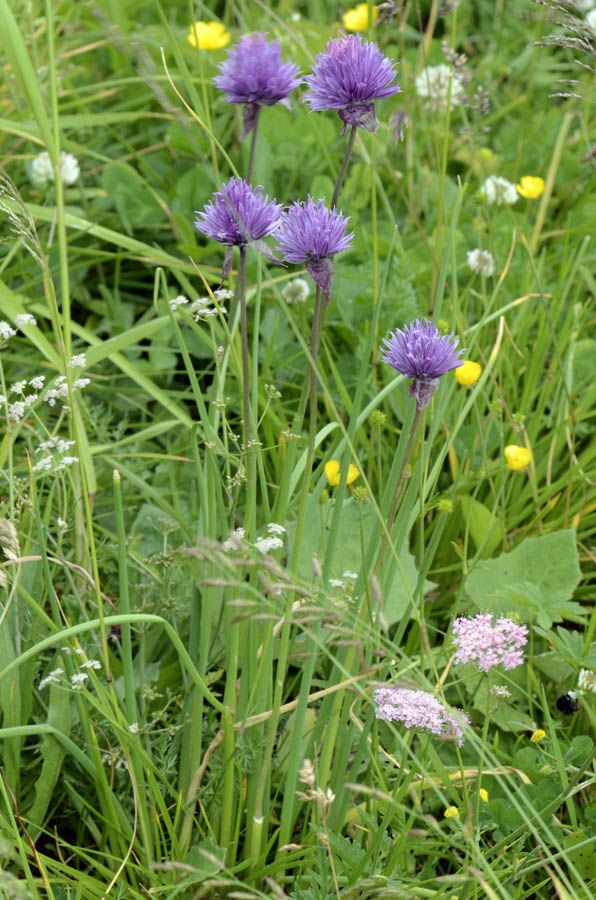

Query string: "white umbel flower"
[[479, 176, 518, 206], [587, 9, 596, 29], [466, 248, 495, 277], [415, 64, 465, 111]]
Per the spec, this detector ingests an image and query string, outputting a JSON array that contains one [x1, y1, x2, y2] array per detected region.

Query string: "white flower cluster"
[[15, 313, 36, 327], [45, 374, 90, 407], [329, 571, 359, 590], [169, 289, 233, 321], [587, 9, 596, 29], [2, 376, 43, 421], [39, 667, 63, 690], [222, 522, 287, 555], [281, 277, 310, 304], [466, 248, 495, 277], [0, 321, 16, 343], [32, 435, 78, 474], [38, 655, 101, 690], [415, 64, 465, 111], [479, 176, 518, 206], [30, 150, 80, 189], [68, 353, 86, 368]]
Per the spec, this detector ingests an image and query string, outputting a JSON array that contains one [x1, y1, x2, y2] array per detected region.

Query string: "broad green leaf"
[[464, 529, 583, 628], [459, 495, 505, 557]]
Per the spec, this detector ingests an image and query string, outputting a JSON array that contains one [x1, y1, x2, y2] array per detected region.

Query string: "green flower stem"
[[238, 246, 257, 536], [112, 471, 137, 726], [331, 124, 357, 209], [247, 107, 260, 183]]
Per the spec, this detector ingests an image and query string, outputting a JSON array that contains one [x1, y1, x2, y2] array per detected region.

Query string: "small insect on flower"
[[556, 692, 580, 715], [454, 360, 482, 387], [504, 444, 532, 472], [342, 3, 379, 31], [444, 806, 460, 819], [187, 20, 230, 50], [530, 729, 546, 743], [516, 176, 545, 199], [324, 460, 360, 486]]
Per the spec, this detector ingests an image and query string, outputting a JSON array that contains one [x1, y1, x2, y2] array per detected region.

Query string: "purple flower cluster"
[[276, 197, 353, 302], [373, 686, 470, 746], [214, 33, 301, 139], [381, 318, 464, 410], [305, 34, 400, 134], [194, 177, 282, 278], [452, 614, 528, 672]]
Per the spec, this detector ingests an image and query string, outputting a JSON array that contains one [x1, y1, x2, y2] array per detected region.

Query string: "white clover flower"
[[254, 535, 284, 554], [39, 668, 64, 689], [415, 64, 465, 111], [29, 375, 45, 390], [267, 523, 286, 535], [466, 248, 495, 277], [30, 152, 54, 189], [169, 295, 189, 310], [281, 277, 310, 304], [68, 353, 86, 368], [0, 321, 16, 342], [578, 668, 596, 694], [59, 152, 80, 185], [30, 151, 80, 188], [15, 313, 37, 328], [479, 176, 518, 206]]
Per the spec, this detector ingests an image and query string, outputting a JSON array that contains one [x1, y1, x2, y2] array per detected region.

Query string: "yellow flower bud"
[[342, 3, 378, 31], [531, 729, 546, 743], [504, 445, 532, 471], [187, 21, 230, 50], [516, 176, 545, 199], [324, 460, 360, 487], [479, 789, 489, 803], [444, 806, 460, 819], [454, 360, 482, 387]]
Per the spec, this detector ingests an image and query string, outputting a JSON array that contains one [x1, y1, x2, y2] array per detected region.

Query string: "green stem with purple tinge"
[[246, 107, 260, 183]]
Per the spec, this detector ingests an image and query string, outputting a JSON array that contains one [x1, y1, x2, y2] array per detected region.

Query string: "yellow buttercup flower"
[[444, 806, 460, 819], [504, 445, 532, 472], [342, 3, 378, 31], [516, 176, 545, 199], [187, 21, 230, 50], [479, 789, 489, 803], [531, 729, 546, 743], [454, 360, 482, 387], [325, 460, 360, 487]]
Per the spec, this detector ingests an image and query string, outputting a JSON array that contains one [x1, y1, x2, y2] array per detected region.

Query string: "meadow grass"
[[1, 0, 596, 897]]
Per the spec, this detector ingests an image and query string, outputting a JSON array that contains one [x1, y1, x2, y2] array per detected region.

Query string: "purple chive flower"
[[381, 318, 464, 410], [275, 197, 353, 302], [452, 614, 528, 673], [304, 34, 400, 134], [374, 687, 470, 747], [214, 33, 301, 139], [194, 177, 282, 279]]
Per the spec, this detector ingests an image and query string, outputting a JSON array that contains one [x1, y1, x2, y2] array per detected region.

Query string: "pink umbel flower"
[[373, 686, 469, 746], [451, 614, 528, 673]]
